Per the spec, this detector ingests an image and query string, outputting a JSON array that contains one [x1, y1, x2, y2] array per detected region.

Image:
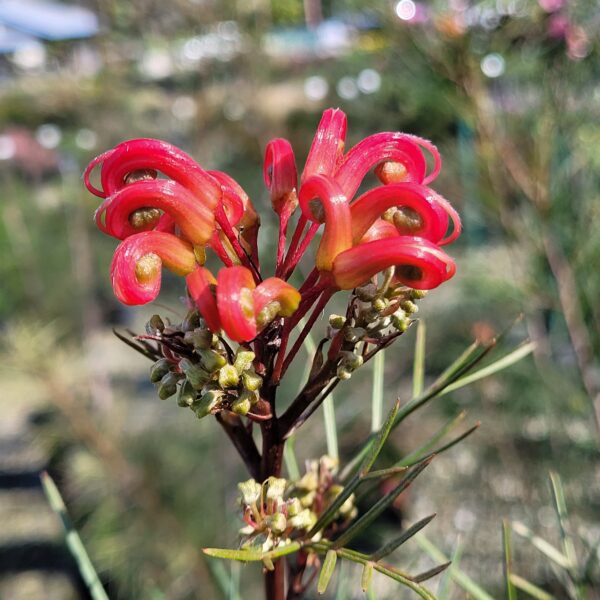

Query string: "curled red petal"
[[301, 108, 347, 183], [186, 267, 221, 333], [207, 170, 245, 227], [360, 219, 399, 243], [350, 182, 449, 245], [264, 138, 298, 214], [428, 189, 462, 245], [333, 236, 455, 291], [253, 278, 301, 318], [298, 174, 352, 272], [95, 138, 221, 209], [110, 231, 196, 305], [217, 266, 257, 342], [335, 132, 428, 201], [83, 148, 114, 198], [96, 179, 216, 245]]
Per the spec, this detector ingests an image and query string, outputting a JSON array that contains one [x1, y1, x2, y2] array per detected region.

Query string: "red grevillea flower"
[[85, 107, 461, 349]]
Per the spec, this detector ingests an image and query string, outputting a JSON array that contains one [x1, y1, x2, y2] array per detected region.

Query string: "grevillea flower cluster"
[[85, 108, 460, 348]]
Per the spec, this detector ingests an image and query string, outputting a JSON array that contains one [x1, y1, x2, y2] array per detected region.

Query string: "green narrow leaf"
[[335, 559, 349, 600], [371, 349, 385, 432], [371, 514, 436, 562], [549, 471, 578, 570], [204, 542, 302, 562], [440, 342, 535, 396], [510, 574, 556, 600], [511, 521, 571, 569], [333, 457, 433, 548], [361, 562, 374, 592], [40, 472, 109, 600], [412, 320, 426, 398], [360, 398, 402, 474], [503, 520, 517, 600], [284, 436, 300, 481], [437, 539, 463, 600], [298, 318, 339, 461], [362, 466, 408, 481], [415, 533, 495, 600], [413, 561, 451, 583], [317, 549, 338, 594]]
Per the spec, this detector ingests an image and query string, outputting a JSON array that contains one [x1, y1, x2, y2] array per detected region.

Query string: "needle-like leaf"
[[511, 521, 571, 569], [371, 514, 437, 562], [510, 574, 556, 600], [317, 549, 338, 594]]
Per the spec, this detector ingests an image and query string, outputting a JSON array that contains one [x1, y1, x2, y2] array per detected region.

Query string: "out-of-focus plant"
[[75, 108, 533, 599]]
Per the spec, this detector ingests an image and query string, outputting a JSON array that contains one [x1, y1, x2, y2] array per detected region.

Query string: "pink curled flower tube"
[[301, 108, 347, 182], [110, 231, 197, 305], [334, 132, 440, 201], [359, 219, 399, 243], [187, 267, 221, 333], [263, 138, 298, 214], [298, 175, 352, 272], [253, 277, 301, 320], [96, 179, 217, 246], [349, 182, 461, 246], [332, 236, 456, 291]]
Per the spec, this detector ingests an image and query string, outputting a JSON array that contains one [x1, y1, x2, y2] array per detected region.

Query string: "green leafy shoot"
[[40, 472, 110, 600], [318, 549, 338, 594], [503, 520, 518, 600], [510, 574, 556, 600]]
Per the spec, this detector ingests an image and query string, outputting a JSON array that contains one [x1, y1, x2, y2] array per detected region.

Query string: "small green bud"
[[198, 348, 227, 373], [339, 351, 363, 371], [328, 314, 346, 329], [234, 349, 255, 374], [181, 310, 200, 332], [297, 471, 318, 492], [411, 289, 428, 300], [231, 396, 251, 416], [286, 497, 302, 517], [238, 478, 262, 505], [356, 283, 377, 302], [238, 389, 259, 406], [336, 366, 352, 380], [266, 477, 287, 500], [193, 389, 222, 418], [391, 309, 409, 332], [158, 372, 178, 400], [268, 512, 287, 535], [256, 302, 281, 328], [300, 490, 316, 508], [184, 328, 213, 350], [150, 358, 171, 383], [179, 358, 209, 390], [146, 314, 165, 334], [218, 364, 239, 388], [289, 508, 315, 530], [400, 300, 418, 314], [177, 379, 196, 407], [344, 327, 366, 343], [242, 370, 262, 391], [372, 297, 387, 313]]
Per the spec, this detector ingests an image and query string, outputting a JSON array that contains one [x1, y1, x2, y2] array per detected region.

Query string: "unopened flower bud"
[[179, 358, 209, 390], [328, 314, 346, 329], [177, 379, 196, 407], [344, 327, 366, 343], [146, 314, 165, 335], [266, 477, 287, 500], [158, 372, 178, 400], [231, 396, 251, 416], [297, 471, 318, 492], [286, 497, 302, 517], [234, 349, 255, 374], [300, 490, 316, 508], [150, 358, 171, 383], [372, 297, 387, 313], [238, 478, 262, 505], [194, 389, 222, 418], [198, 349, 227, 373], [337, 366, 352, 380], [184, 328, 213, 350], [268, 512, 287, 535], [320, 455, 339, 473], [289, 508, 315, 530], [218, 364, 239, 388], [242, 370, 262, 391], [391, 309, 409, 332], [400, 300, 418, 314], [356, 283, 377, 302], [411, 289, 428, 300], [340, 351, 363, 371], [181, 310, 200, 332]]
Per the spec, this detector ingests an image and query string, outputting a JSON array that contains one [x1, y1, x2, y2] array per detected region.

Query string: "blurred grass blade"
[[284, 435, 300, 480], [299, 318, 339, 461], [510, 574, 556, 600], [415, 533, 495, 600], [503, 520, 517, 600], [440, 342, 535, 396], [413, 561, 451, 583], [511, 521, 571, 569], [206, 560, 243, 600], [549, 471, 578, 570], [412, 320, 426, 398], [40, 472, 109, 600], [398, 422, 480, 468], [371, 514, 436, 561], [371, 349, 385, 431], [438, 539, 463, 600], [333, 457, 433, 548], [335, 559, 349, 600], [317, 549, 337, 594], [397, 411, 466, 467]]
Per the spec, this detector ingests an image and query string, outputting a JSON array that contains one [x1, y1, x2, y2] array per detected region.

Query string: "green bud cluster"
[[237, 456, 357, 554], [145, 311, 263, 419]]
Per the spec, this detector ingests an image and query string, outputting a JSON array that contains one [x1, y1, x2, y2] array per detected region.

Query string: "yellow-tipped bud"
[[234, 349, 256, 374], [218, 364, 240, 388], [238, 478, 262, 505]]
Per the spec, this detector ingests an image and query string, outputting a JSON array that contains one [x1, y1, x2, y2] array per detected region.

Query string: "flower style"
[[85, 108, 461, 380]]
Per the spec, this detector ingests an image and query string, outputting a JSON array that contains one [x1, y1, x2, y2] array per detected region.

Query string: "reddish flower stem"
[[275, 203, 295, 276], [281, 215, 307, 276], [215, 205, 260, 278], [209, 234, 234, 267], [283, 222, 319, 280]]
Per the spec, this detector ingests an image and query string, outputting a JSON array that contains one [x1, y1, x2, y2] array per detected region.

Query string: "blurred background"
[[0, 0, 598, 598]]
